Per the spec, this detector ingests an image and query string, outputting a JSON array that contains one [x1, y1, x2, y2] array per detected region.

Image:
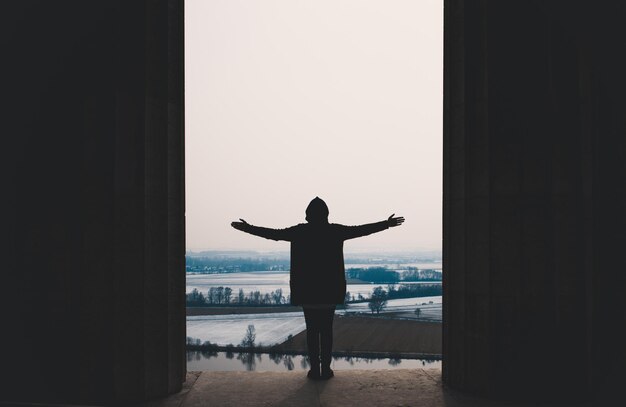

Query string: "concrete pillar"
[[443, 0, 626, 401], [1, 0, 185, 404]]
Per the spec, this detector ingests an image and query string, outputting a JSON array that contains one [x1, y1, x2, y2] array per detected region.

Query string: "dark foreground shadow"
[[274, 382, 320, 407]]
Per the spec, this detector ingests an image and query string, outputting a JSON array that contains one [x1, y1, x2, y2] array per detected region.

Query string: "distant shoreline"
[[187, 306, 303, 316], [186, 345, 442, 362]]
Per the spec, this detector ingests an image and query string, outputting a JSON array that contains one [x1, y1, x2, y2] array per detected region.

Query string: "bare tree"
[[238, 288, 245, 304], [215, 286, 224, 304], [224, 287, 233, 304], [272, 288, 284, 305], [240, 324, 256, 348], [368, 286, 388, 314], [186, 288, 206, 306]]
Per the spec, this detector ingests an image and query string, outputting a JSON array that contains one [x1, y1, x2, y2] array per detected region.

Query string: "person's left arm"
[[341, 214, 405, 240]]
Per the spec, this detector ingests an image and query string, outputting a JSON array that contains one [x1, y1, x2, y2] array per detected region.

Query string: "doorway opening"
[[184, 0, 443, 373]]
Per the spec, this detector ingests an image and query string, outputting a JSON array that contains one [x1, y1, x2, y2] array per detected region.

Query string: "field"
[[275, 315, 442, 355], [187, 311, 306, 347], [188, 310, 441, 356]]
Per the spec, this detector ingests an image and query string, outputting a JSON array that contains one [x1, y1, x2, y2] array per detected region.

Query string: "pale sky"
[[185, 0, 442, 252]]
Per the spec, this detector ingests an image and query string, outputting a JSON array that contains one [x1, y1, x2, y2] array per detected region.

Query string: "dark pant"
[[303, 306, 336, 370]]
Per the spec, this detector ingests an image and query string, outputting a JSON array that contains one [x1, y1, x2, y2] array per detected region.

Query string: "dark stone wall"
[[1, 0, 185, 404], [443, 0, 626, 401]]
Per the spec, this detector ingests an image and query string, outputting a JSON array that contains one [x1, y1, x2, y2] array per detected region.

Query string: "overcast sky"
[[185, 0, 442, 252]]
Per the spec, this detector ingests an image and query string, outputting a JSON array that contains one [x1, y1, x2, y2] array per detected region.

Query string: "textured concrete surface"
[[151, 369, 600, 407], [142, 373, 201, 407], [3, 369, 621, 406]]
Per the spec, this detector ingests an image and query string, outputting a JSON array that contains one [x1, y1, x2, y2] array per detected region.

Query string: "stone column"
[[443, 0, 626, 401], [1, 0, 185, 404], [111, 0, 186, 401]]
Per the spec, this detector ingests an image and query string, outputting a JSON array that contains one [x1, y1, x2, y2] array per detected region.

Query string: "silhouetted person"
[[231, 197, 405, 379]]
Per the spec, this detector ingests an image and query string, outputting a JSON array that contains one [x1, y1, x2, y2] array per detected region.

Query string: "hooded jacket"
[[240, 202, 389, 305]]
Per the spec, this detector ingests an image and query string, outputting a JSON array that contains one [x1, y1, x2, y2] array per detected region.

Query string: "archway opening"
[[184, 0, 443, 373]]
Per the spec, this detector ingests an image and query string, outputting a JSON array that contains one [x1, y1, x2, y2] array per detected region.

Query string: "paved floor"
[[145, 369, 615, 407]]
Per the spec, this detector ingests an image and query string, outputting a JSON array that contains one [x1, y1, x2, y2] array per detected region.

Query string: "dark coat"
[[243, 221, 389, 305]]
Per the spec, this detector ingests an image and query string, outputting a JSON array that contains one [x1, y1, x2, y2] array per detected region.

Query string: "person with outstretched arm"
[[231, 197, 405, 380]]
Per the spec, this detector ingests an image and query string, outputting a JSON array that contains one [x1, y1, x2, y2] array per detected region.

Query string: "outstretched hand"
[[387, 214, 405, 227], [231, 218, 250, 231]]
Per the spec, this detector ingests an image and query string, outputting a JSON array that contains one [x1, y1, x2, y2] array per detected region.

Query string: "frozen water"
[[186, 351, 442, 372]]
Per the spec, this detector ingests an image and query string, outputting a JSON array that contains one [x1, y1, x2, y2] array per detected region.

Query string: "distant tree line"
[[345, 267, 400, 283], [186, 287, 287, 307], [188, 282, 441, 308], [345, 267, 443, 283], [400, 268, 442, 281], [186, 256, 289, 273], [386, 283, 442, 299]]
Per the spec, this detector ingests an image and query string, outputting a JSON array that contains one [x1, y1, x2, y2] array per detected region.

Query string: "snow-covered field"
[[186, 272, 290, 296], [186, 297, 442, 346], [345, 296, 442, 321], [186, 272, 441, 299], [187, 312, 306, 346]]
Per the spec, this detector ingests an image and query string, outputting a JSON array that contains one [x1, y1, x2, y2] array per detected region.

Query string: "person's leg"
[[320, 306, 336, 378], [303, 308, 321, 378]]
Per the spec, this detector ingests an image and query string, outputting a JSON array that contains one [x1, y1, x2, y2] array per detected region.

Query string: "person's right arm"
[[231, 219, 295, 241]]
